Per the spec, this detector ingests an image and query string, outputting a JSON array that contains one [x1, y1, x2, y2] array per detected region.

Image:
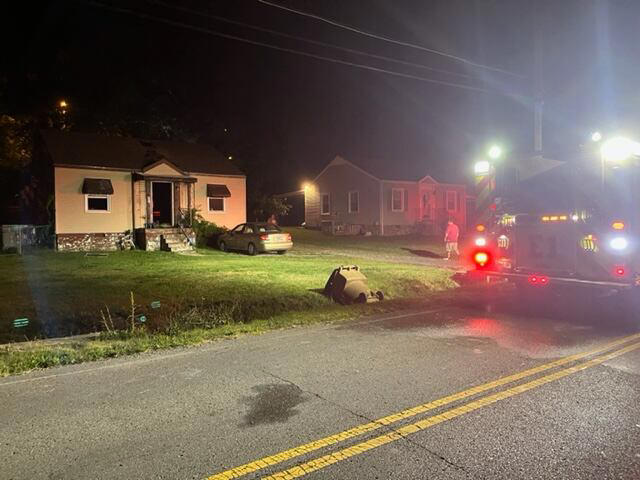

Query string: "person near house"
[[267, 214, 278, 226], [444, 219, 460, 260]]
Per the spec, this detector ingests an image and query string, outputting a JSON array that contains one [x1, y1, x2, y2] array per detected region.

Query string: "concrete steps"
[[160, 232, 195, 252]]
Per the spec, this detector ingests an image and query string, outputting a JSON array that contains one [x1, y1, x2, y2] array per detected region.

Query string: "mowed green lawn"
[[0, 229, 456, 343], [290, 227, 445, 260]]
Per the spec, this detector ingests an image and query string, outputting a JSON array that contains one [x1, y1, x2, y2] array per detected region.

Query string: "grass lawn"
[[0, 229, 459, 375], [289, 228, 445, 261]]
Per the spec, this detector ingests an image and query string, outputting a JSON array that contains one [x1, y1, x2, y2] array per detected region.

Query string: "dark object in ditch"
[[324, 265, 384, 305]]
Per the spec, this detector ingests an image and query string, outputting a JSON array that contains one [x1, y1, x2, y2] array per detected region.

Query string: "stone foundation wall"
[[57, 233, 124, 251]]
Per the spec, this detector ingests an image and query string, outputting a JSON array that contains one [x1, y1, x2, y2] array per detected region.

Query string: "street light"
[[591, 131, 602, 142], [601, 136, 640, 164], [474, 160, 491, 176], [488, 145, 502, 160]]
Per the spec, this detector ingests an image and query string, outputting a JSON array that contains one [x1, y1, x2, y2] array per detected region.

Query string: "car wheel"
[[277, 250, 287, 255], [219, 240, 227, 252], [247, 243, 257, 256]]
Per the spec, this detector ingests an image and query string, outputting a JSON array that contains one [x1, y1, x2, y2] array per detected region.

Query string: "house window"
[[391, 188, 405, 212], [321, 193, 330, 215], [348, 191, 359, 213], [446, 191, 458, 212], [85, 195, 110, 213], [208, 197, 225, 212]]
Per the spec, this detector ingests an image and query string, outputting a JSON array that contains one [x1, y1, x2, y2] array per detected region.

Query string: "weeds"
[[100, 305, 115, 333]]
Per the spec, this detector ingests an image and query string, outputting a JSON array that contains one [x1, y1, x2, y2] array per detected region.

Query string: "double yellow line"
[[208, 333, 640, 480]]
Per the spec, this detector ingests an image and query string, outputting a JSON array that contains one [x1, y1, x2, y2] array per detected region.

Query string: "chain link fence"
[[1, 224, 53, 254]]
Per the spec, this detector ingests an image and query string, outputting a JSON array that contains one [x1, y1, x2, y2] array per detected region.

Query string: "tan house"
[[41, 130, 246, 251], [304, 156, 466, 235]]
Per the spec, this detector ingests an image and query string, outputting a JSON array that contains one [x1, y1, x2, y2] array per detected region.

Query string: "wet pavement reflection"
[[347, 286, 640, 359]]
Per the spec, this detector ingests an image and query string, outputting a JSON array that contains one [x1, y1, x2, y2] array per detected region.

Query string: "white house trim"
[[150, 180, 174, 225], [391, 188, 405, 212], [418, 175, 439, 184], [348, 190, 359, 213], [208, 196, 226, 213], [446, 190, 458, 212], [84, 194, 111, 213], [320, 193, 331, 215]]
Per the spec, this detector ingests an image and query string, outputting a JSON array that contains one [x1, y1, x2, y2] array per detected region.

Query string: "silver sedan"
[[218, 223, 293, 255]]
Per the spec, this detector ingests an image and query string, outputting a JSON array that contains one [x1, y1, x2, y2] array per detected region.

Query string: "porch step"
[[160, 233, 195, 253]]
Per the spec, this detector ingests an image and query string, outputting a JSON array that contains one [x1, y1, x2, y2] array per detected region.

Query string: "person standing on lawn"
[[444, 219, 460, 260]]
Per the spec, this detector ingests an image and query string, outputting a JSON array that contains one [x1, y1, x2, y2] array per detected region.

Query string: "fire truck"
[[469, 144, 640, 305]]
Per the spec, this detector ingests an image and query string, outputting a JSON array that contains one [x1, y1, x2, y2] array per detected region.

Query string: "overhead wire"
[[257, 0, 525, 78], [146, 0, 473, 80], [83, 1, 525, 97]]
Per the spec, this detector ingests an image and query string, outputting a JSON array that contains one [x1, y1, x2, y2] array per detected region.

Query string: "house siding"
[[417, 181, 466, 234], [192, 174, 246, 229], [304, 157, 467, 236], [54, 167, 246, 250], [304, 186, 320, 227], [55, 167, 133, 235], [381, 181, 419, 233], [306, 162, 381, 233]]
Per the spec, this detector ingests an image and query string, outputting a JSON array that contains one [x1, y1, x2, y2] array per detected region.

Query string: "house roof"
[[40, 130, 244, 176], [316, 155, 453, 184]]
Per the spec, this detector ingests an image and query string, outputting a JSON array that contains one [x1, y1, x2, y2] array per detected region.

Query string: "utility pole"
[[533, 6, 544, 155]]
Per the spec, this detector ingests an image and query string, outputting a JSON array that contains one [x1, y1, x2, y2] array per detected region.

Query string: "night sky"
[[3, 0, 640, 193]]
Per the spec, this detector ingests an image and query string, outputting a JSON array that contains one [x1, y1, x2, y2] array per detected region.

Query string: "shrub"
[[189, 209, 227, 247]]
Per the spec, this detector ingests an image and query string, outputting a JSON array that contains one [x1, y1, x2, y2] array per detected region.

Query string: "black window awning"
[[206, 184, 231, 197], [82, 178, 114, 195]]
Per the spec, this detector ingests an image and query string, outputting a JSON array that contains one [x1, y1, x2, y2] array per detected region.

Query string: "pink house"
[[41, 130, 246, 252], [304, 156, 466, 235]]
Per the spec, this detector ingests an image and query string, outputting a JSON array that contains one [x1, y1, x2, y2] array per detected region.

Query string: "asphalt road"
[[2, 290, 640, 480]]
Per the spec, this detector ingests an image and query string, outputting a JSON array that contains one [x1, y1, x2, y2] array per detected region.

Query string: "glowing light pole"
[[473, 144, 503, 227], [488, 145, 502, 160], [599, 136, 640, 188]]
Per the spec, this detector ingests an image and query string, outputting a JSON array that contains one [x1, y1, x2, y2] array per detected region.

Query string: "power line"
[[84, 1, 510, 95], [257, 0, 525, 79], [147, 0, 472, 80]]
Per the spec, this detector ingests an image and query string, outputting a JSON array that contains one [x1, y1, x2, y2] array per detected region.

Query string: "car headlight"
[[474, 237, 487, 247], [610, 236, 628, 250]]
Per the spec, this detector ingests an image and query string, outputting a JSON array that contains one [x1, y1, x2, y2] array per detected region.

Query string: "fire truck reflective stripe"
[[475, 171, 496, 226]]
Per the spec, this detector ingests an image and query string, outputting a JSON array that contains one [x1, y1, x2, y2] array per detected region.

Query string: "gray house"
[[304, 156, 467, 235]]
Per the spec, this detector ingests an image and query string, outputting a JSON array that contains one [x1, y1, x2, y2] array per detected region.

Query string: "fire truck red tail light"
[[528, 274, 549, 286], [473, 252, 489, 267]]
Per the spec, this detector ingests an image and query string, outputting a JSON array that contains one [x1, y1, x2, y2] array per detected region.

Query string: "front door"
[[152, 182, 173, 226]]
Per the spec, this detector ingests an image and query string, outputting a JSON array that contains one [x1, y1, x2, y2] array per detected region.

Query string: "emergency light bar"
[[612, 221, 625, 230], [541, 215, 568, 222]]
